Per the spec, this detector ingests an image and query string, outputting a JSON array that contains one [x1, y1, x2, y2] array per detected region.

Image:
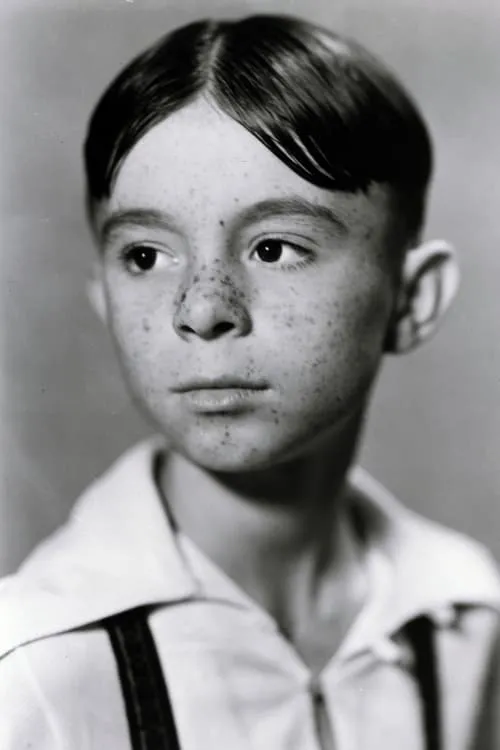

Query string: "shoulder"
[[0, 644, 55, 747], [350, 467, 500, 623], [0, 622, 131, 748], [0, 436, 186, 659]]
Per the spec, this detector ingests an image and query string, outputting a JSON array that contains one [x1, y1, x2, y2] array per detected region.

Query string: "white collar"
[[349, 467, 500, 633], [1, 438, 499, 657]]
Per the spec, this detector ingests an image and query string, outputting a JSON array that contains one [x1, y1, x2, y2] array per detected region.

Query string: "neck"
[[158, 413, 365, 638]]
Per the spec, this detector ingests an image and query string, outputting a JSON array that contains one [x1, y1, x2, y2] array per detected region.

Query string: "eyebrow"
[[233, 197, 348, 235], [99, 208, 182, 244], [99, 197, 347, 244]]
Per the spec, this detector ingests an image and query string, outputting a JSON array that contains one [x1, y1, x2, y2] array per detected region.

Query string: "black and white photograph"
[[1, 1, 499, 747]]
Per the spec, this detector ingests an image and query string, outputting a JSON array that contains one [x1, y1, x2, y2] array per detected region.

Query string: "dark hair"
[[84, 14, 433, 237]]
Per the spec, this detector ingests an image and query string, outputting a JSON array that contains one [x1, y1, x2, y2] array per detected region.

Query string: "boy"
[[0, 13, 498, 750]]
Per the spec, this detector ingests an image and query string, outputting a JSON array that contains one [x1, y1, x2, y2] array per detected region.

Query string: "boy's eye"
[[255, 239, 284, 263], [251, 239, 310, 268], [124, 245, 158, 273], [121, 244, 179, 275]]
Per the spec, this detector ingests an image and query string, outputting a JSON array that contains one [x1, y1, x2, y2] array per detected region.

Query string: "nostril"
[[213, 321, 235, 336], [177, 320, 235, 339]]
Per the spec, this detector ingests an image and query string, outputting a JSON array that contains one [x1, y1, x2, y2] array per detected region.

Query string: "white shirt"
[[1, 438, 500, 749]]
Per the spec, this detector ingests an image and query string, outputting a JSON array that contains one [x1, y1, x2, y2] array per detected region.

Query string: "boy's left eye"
[[250, 239, 310, 268]]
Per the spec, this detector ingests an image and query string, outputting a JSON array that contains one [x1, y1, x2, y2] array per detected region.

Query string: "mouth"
[[173, 377, 269, 392], [172, 378, 269, 413]]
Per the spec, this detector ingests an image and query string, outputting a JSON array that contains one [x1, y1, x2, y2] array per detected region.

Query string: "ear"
[[386, 239, 460, 354], [86, 262, 109, 325]]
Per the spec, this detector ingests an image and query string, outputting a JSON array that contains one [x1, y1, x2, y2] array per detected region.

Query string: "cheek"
[[337, 272, 394, 352], [105, 286, 173, 384], [268, 274, 393, 392], [295, 272, 389, 342]]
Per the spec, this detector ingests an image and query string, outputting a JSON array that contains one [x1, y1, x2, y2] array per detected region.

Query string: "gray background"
[[1, 0, 499, 575]]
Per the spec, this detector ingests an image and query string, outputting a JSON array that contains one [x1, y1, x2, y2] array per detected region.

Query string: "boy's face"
[[95, 98, 400, 471]]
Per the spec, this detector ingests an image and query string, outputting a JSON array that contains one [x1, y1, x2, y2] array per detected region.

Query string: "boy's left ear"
[[386, 239, 460, 354], [86, 262, 109, 325]]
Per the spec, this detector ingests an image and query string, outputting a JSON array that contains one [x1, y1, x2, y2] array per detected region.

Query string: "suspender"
[[104, 608, 181, 750], [103, 608, 441, 750], [404, 615, 442, 750]]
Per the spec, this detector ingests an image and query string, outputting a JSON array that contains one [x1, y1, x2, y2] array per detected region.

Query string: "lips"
[[172, 377, 269, 393], [172, 377, 269, 413]]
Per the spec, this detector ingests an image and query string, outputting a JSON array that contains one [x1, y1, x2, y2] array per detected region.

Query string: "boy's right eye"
[[122, 245, 161, 275]]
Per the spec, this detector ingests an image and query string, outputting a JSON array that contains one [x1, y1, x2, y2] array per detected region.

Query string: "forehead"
[[98, 98, 394, 239]]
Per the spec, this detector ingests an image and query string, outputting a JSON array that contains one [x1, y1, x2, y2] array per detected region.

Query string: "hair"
[[84, 14, 433, 239]]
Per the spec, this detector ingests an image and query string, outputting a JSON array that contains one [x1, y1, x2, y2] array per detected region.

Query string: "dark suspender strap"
[[404, 615, 442, 750], [103, 607, 181, 750]]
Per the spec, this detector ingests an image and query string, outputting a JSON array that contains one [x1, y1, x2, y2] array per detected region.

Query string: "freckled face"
[[96, 99, 399, 471]]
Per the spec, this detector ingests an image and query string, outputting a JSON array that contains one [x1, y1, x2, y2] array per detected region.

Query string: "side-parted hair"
[[84, 14, 433, 238]]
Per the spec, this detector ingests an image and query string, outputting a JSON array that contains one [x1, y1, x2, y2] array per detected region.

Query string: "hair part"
[[84, 14, 433, 240]]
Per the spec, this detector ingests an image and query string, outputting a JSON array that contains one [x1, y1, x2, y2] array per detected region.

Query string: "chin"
[[150, 403, 360, 474], [170, 421, 331, 475], [163, 424, 279, 473], [178, 440, 273, 474]]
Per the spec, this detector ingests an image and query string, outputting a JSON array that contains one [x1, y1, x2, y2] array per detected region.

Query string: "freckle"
[[219, 219, 225, 227], [142, 318, 151, 332]]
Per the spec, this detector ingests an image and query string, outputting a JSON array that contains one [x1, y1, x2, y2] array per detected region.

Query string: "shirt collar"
[[1, 438, 499, 657], [0, 438, 196, 656], [350, 467, 500, 633]]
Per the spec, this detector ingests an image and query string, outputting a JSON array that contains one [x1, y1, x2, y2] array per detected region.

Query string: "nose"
[[173, 265, 252, 341]]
